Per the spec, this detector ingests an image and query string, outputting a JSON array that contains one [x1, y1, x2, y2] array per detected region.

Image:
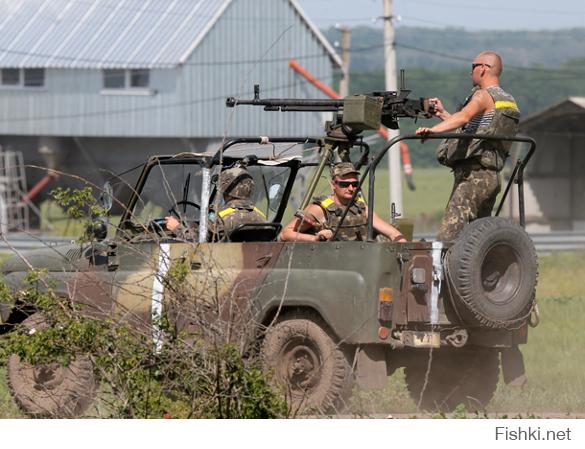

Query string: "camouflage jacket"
[[214, 199, 267, 241], [313, 195, 368, 241]]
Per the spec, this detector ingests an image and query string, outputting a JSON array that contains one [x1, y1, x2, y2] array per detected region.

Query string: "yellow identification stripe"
[[218, 207, 236, 218], [320, 198, 334, 208], [253, 207, 267, 218], [495, 100, 518, 110]]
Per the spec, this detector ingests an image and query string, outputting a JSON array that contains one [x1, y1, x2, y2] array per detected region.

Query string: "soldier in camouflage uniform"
[[280, 162, 406, 242], [415, 51, 520, 241], [165, 166, 266, 241]]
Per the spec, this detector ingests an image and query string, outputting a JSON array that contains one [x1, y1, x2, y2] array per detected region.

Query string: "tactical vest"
[[313, 195, 368, 241], [217, 200, 266, 236], [436, 86, 520, 170]]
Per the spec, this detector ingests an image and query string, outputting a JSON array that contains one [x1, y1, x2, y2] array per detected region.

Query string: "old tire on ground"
[[405, 347, 500, 412], [447, 217, 537, 328], [261, 314, 352, 414], [7, 313, 97, 418]]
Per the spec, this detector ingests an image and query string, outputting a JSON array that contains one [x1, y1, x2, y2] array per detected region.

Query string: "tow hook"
[[445, 329, 468, 348], [529, 303, 540, 328]]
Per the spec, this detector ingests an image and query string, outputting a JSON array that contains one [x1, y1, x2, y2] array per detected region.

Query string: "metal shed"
[[0, 0, 341, 208], [507, 97, 585, 232]]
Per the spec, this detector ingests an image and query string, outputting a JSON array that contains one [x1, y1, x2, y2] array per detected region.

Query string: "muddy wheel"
[[447, 217, 537, 328], [7, 313, 97, 418], [404, 348, 500, 412], [261, 314, 352, 414]]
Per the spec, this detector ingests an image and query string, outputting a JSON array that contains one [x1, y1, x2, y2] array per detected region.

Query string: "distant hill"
[[323, 26, 585, 71]]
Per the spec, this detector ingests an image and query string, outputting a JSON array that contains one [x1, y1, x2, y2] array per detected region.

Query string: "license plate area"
[[400, 330, 441, 348]]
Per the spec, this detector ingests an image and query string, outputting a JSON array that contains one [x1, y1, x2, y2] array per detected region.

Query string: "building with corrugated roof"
[[0, 0, 340, 201], [504, 97, 585, 231]]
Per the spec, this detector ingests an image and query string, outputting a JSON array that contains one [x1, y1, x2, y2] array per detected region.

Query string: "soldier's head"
[[219, 167, 255, 200], [471, 51, 502, 86], [330, 162, 360, 204]]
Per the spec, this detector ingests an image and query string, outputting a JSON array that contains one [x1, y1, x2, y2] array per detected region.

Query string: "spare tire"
[[446, 217, 537, 328]]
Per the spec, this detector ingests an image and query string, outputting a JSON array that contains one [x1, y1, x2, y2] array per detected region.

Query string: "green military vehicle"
[[0, 87, 538, 417]]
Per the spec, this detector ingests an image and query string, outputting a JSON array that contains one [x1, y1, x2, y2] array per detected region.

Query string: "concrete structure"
[[506, 97, 585, 232], [0, 0, 341, 204]]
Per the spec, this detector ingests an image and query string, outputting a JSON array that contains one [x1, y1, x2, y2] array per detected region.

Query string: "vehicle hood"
[[1, 243, 90, 274]]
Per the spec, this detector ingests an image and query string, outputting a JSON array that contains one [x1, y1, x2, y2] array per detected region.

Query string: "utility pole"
[[338, 25, 351, 97], [383, 0, 402, 217]]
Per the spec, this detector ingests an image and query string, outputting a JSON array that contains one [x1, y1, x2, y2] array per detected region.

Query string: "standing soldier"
[[416, 51, 520, 241], [280, 162, 406, 242]]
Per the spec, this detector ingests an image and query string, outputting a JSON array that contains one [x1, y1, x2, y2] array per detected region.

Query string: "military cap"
[[330, 162, 360, 179], [219, 167, 255, 199]]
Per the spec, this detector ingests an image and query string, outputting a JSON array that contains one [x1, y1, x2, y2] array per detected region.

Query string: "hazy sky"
[[296, 0, 585, 30]]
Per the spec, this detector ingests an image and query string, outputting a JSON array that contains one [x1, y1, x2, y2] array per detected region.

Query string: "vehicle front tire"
[[7, 313, 97, 418], [261, 313, 353, 414]]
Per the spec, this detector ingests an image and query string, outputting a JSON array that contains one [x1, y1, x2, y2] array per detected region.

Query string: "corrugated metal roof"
[[0, 0, 341, 69], [521, 97, 585, 128], [0, 0, 232, 69]]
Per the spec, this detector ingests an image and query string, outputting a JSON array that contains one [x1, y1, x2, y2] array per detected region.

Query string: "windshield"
[[132, 162, 203, 225], [128, 160, 292, 227]]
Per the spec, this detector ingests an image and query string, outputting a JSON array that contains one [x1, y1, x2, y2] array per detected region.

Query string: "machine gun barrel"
[[226, 96, 343, 111]]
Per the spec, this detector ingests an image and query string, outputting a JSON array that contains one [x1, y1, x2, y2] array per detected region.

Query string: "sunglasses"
[[471, 63, 491, 70], [334, 180, 360, 188]]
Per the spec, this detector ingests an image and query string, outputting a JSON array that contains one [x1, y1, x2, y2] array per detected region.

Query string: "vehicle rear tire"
[[447, 217, 537, 328], [261, 313, 353, 414], [404, 347, 500, 412], [7, 313, 97, 418]]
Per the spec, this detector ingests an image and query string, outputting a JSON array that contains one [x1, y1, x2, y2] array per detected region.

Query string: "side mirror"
[[88, 219, 108, 241], [268, 184, 282, 212], [98, 182, 113, 214]]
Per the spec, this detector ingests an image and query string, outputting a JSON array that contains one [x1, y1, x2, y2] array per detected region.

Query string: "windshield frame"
[[116, 154, 302, 239]]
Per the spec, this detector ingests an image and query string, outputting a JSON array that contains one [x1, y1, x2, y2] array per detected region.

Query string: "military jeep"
[[0, 85, 538, 416]]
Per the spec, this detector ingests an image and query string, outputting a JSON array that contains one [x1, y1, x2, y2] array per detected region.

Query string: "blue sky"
[[296, 0, 585, 30]]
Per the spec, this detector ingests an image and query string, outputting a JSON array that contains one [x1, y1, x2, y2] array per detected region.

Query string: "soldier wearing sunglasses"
[[415, 51, 520, 241], [280, 162, 406, 242]]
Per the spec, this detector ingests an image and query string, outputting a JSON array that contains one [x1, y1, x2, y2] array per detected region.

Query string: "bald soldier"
[[416, 51, 520, 241], [280, 162, 407, 242]]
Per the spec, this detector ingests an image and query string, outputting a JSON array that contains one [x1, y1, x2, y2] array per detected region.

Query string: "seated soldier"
[[280, 162, 407, 242], [165, 166, 266, 241]]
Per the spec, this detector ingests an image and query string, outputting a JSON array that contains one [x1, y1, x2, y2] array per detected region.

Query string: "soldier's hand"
[[416, 127, 434, 143], [165, 216, 180, 231], [315, 229, 333, 241], [428, 97, 445, 116]]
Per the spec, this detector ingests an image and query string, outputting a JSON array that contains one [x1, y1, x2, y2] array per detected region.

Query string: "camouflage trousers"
[[437, 165, 501, 241]]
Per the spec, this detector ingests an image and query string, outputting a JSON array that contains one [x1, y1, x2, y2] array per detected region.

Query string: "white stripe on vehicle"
[[151, 243, 171, 353], [430, 241, 444, 325]]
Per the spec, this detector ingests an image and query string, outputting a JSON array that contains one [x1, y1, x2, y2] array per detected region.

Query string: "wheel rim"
[[279, 339, 321, 394], [481, 244, 521, 304], [32, 362, 66, 391]]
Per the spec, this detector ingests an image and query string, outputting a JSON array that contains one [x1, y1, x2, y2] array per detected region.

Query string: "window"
[[23, 68, 44, 87], [1, 69, 19, 85], [1, 68, 44, 88], [103, 69, 150, 90], [103, 69, 125, 89], [130, 69, 149, 88]]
